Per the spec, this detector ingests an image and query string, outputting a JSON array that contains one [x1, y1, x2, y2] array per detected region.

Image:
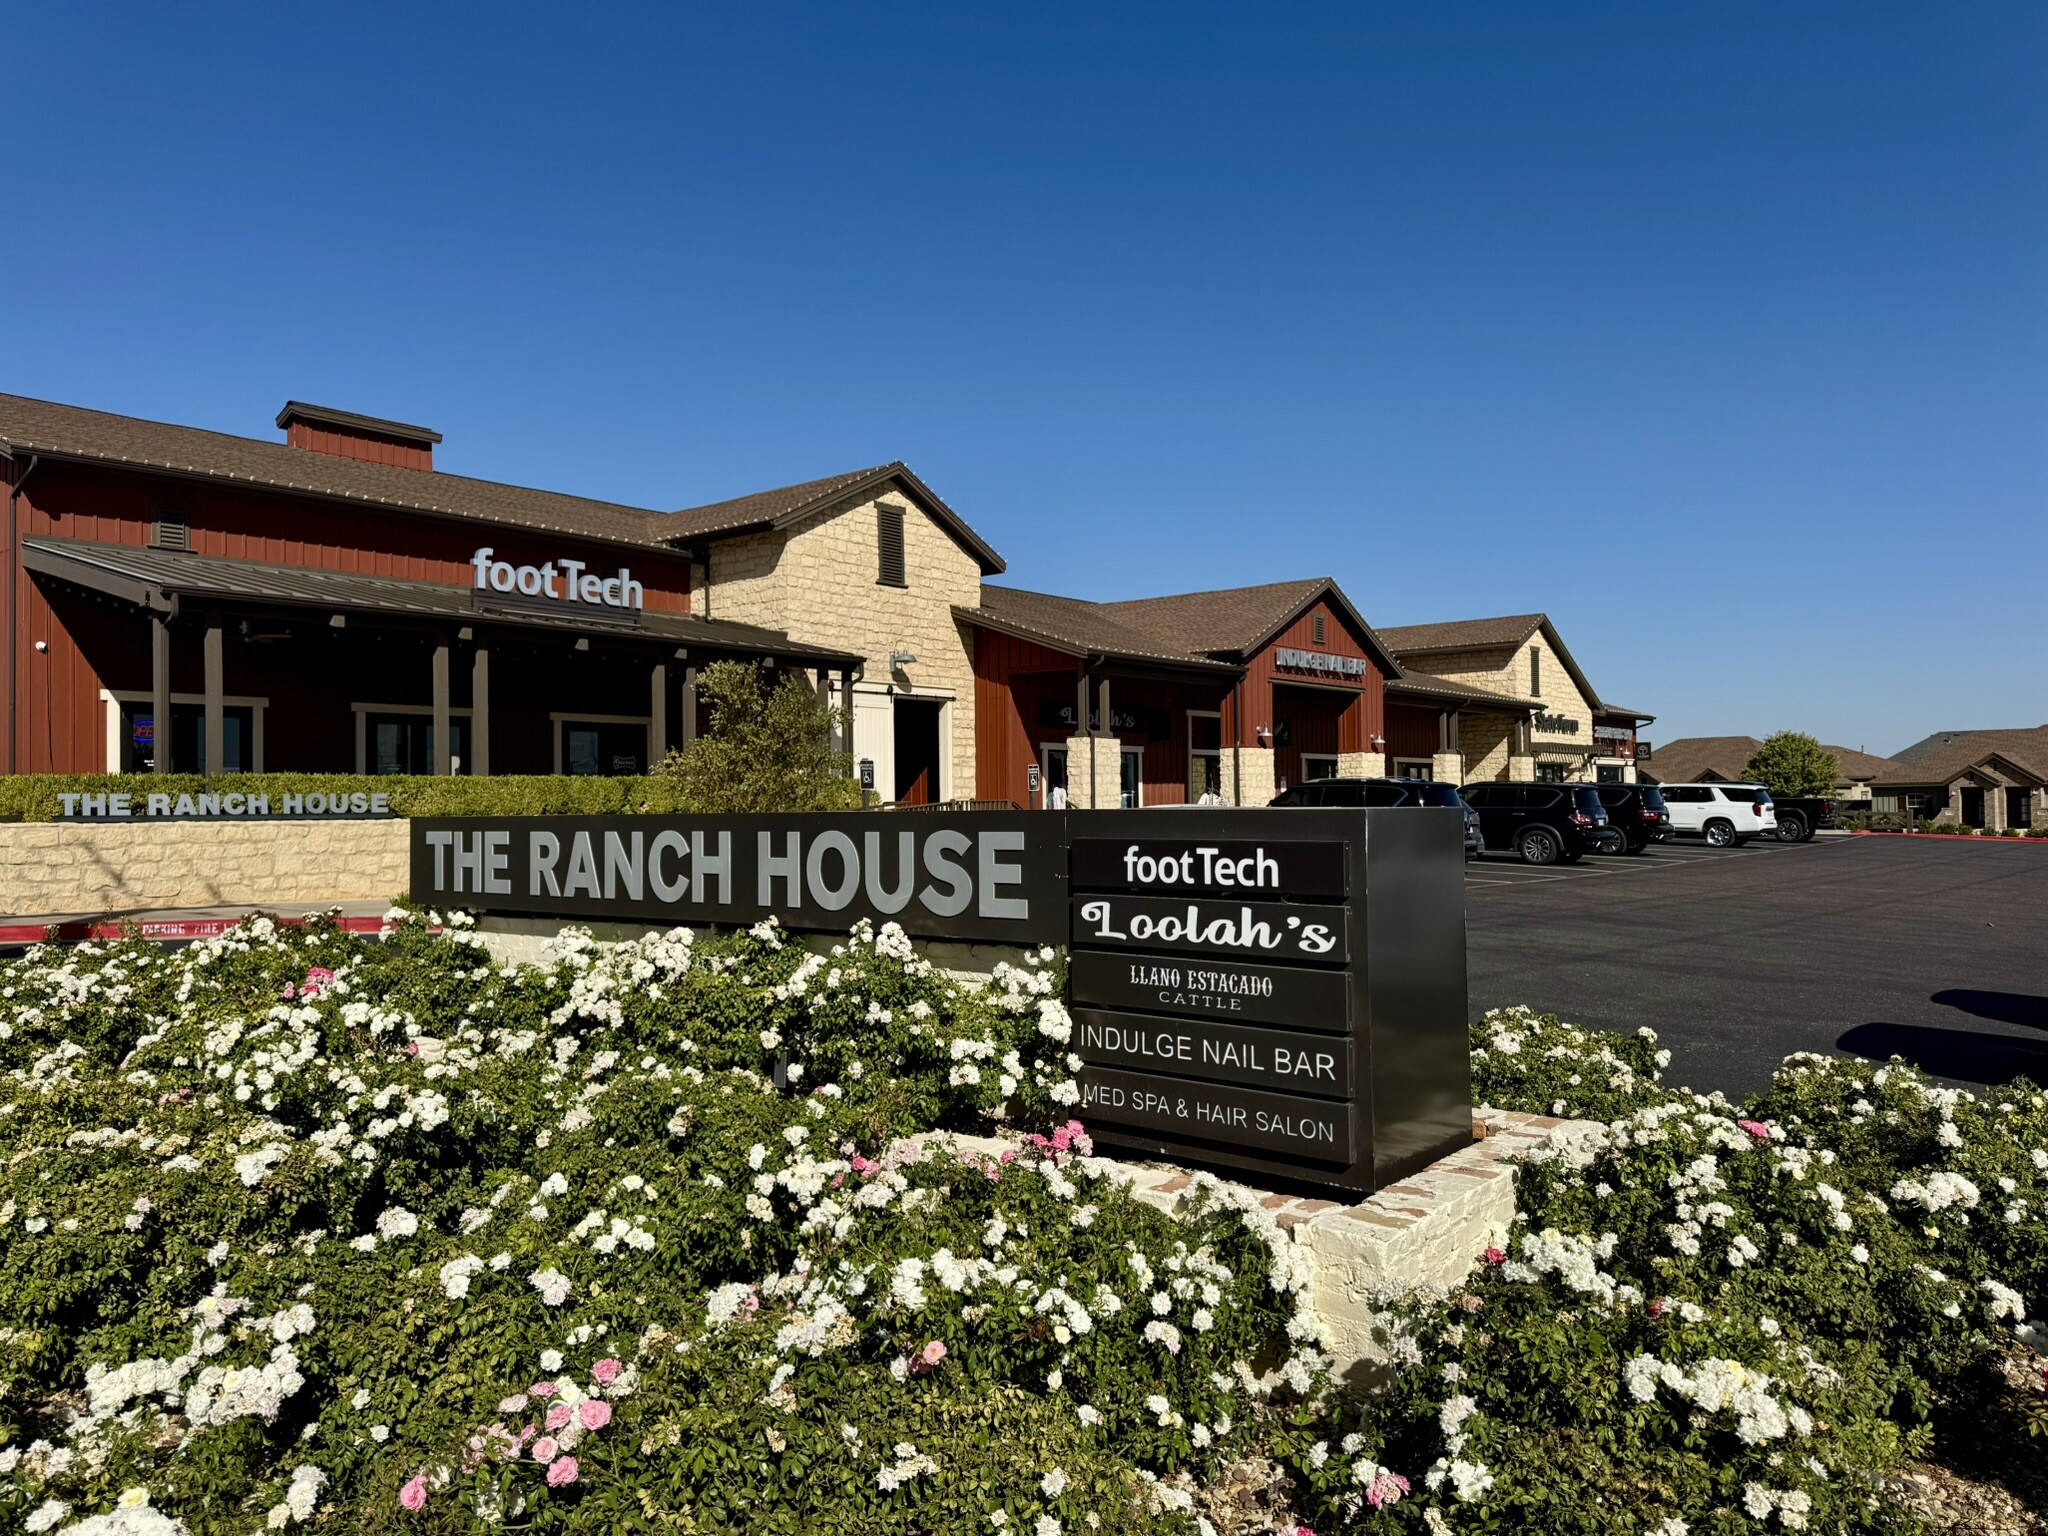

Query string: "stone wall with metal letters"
[[411, 807, 1471, 1192]]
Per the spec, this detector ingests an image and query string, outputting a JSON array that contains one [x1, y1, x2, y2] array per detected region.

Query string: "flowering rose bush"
[[1272, 1007, 2046, 1533], [3, 922, 2041, 1535], [0, 912, 1332, 1534]]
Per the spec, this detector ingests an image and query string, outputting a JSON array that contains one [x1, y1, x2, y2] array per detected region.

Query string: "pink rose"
[[498, 1393, 529, 1415], [303, 966, 336, 997], [851, 1155, 879, 1175], [532, 1436, 559, 1464], [578, 1398, 611, 1430], [1483, 1247, 1506, 1265], [531, 1380, 557, 1398], [920, 1340, 948, 1368], [398, 1475, 428, 1512], [545, 1402, 574, 1431], [546, 1455, 579, 1488], [1738, 1120, 1771, 1140], [591, 1358, 622, 1386]]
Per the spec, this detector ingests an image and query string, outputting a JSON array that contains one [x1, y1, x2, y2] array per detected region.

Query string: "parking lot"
[[1464, 834, 2048, 1099]]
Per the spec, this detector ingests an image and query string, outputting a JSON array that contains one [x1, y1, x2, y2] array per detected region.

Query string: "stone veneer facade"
[[1406, 633, 1633, 784], [704, 491, 984, 802], [0, 820, 411, 917]]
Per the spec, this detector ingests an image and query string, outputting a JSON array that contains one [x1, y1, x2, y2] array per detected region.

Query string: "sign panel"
[[409, 807, 1472, 1195], [410, 813, 1062, 945], [1068, 950, 1348, 1032], [1073, 1009, 1353, 1098], [1079, 1066, 1354, 1163], [1069, 837, 1346, 899], [1071, 894, 1346, 963], [471, 547, 644, 612], [1273, 647, 1368, 679]]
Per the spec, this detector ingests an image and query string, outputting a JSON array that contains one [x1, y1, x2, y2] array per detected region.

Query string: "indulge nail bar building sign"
[[410, 807, 1470, 1191]]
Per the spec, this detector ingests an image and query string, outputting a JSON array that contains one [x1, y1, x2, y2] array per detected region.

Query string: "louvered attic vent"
[[877, 504, 907, 587], [151, 516, 191, 551]]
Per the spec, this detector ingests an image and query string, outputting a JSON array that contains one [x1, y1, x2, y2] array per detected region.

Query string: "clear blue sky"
[[6, 4, 2042, 755]]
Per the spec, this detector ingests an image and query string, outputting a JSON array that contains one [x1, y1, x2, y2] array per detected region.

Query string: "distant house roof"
[[1874, 727, 2048, 788], [1823, 745, 1900, 783], [0, 393, 1004, 572], [1639, 736, 1764, 784], [959, 577, 1402, 676]]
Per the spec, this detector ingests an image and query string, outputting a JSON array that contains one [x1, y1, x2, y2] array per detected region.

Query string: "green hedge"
[[0, 773, 699, 822]]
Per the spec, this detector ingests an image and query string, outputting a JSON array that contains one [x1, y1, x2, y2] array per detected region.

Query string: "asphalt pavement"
[[1464, 833, 2048, 1101]]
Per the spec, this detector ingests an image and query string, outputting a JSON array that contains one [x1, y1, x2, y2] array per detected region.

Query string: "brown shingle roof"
[[1876, 727, 2048, 788], [961, 586, 1242, 670], [664, 462, 1006, 575], [0, 393, 1007, 573], [1376, 613, 1546, 654], [1, 392, 678, 550], [1822, 745, 1900, 782], [1639, 736, 1763, 783], [962, 577, 1402, 676]]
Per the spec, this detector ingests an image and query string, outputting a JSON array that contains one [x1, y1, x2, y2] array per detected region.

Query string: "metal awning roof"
[[22, 536, 860, 667]]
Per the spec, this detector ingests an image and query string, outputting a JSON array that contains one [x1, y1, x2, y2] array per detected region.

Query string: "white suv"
[[1657, 783, 1778, 846]]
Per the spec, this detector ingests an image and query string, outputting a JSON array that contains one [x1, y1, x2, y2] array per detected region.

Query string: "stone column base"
[[1222, 746, 1277, 807], [1338, 751, 1385, 779], [1430, 751, 1463, 785], [1507, 755, 1536, 781], [1062, 735, 1128, 808]]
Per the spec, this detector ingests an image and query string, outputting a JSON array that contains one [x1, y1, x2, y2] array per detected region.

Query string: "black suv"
[[1586, 783, 1671, 854], [1269, 778, 1482, 858], [1459, 782, 1612, 864]]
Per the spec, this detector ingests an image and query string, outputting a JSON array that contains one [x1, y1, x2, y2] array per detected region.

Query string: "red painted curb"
[[1848, 830, 2046, 844], [0, 914, 397, 945]]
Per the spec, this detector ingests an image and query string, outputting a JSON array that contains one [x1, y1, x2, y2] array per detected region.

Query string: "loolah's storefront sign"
[[410, 808, 1471, 1192], [470, 547, 644, 611]]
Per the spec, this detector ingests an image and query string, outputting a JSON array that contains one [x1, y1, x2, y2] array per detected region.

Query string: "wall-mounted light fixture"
[[888, 651, 918, 670]]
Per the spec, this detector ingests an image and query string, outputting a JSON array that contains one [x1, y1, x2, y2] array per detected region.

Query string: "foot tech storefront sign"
[[410, 808, 1470, 1191]]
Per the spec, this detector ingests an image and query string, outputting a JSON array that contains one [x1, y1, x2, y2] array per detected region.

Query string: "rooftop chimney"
[[277, 401, 440, 471]]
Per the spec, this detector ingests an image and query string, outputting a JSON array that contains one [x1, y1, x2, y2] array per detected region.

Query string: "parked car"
[[1268, 777, 1482, 858], [1457, 782, 1611, 865], [1657, 783, 1779, 846], [1586, 782, 1671, 854], [1764, 795, 1837, 843]]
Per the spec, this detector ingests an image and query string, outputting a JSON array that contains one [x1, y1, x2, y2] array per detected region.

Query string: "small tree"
[[659, 660, 861, 813], [1742, 732, 1838, 798]]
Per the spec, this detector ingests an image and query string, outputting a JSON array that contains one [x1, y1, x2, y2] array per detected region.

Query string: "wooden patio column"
[[470, 645, 491, 777], [679, 657, 699, 748], [431, 641, 452, 776], [151, 613, 172, 774], [203, 617, 224, 776], [649, 660, 668, 763]]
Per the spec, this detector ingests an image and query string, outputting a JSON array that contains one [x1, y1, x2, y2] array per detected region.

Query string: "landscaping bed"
[[0, 916, 2041, 1534]]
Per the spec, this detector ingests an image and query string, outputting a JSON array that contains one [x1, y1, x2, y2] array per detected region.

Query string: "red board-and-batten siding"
[[970, 594, 1387, 807], [284, 420, 435, 473], [7, 458, 696, 773]]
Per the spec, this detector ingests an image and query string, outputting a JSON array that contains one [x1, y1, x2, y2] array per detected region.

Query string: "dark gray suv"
[[1459, 782, 1612, 865], [1268, 777, 1482, 858]]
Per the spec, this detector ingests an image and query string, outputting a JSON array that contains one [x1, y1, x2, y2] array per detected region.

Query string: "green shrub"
[[655, 661, 861, 815], [0, 775, 706, 823]]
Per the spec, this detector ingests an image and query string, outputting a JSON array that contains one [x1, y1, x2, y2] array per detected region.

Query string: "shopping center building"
[[1, 390, 1651, 805]]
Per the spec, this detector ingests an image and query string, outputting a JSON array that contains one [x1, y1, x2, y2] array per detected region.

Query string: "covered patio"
[[24, 536, 859, 776]]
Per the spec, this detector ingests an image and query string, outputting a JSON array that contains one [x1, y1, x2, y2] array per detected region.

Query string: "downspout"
[[6, 452, 41, 776]]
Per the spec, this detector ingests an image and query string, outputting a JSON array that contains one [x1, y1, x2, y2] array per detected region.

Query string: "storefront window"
[[1597, 764, 1624, 783], [1302, 754, 1339, 781], [119, 701, 254, 774], [366, 713, 468, 776], [1536, 763, 1568, 783], [562, 719, 648, 776], [1121, 748, 1142, 808]]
